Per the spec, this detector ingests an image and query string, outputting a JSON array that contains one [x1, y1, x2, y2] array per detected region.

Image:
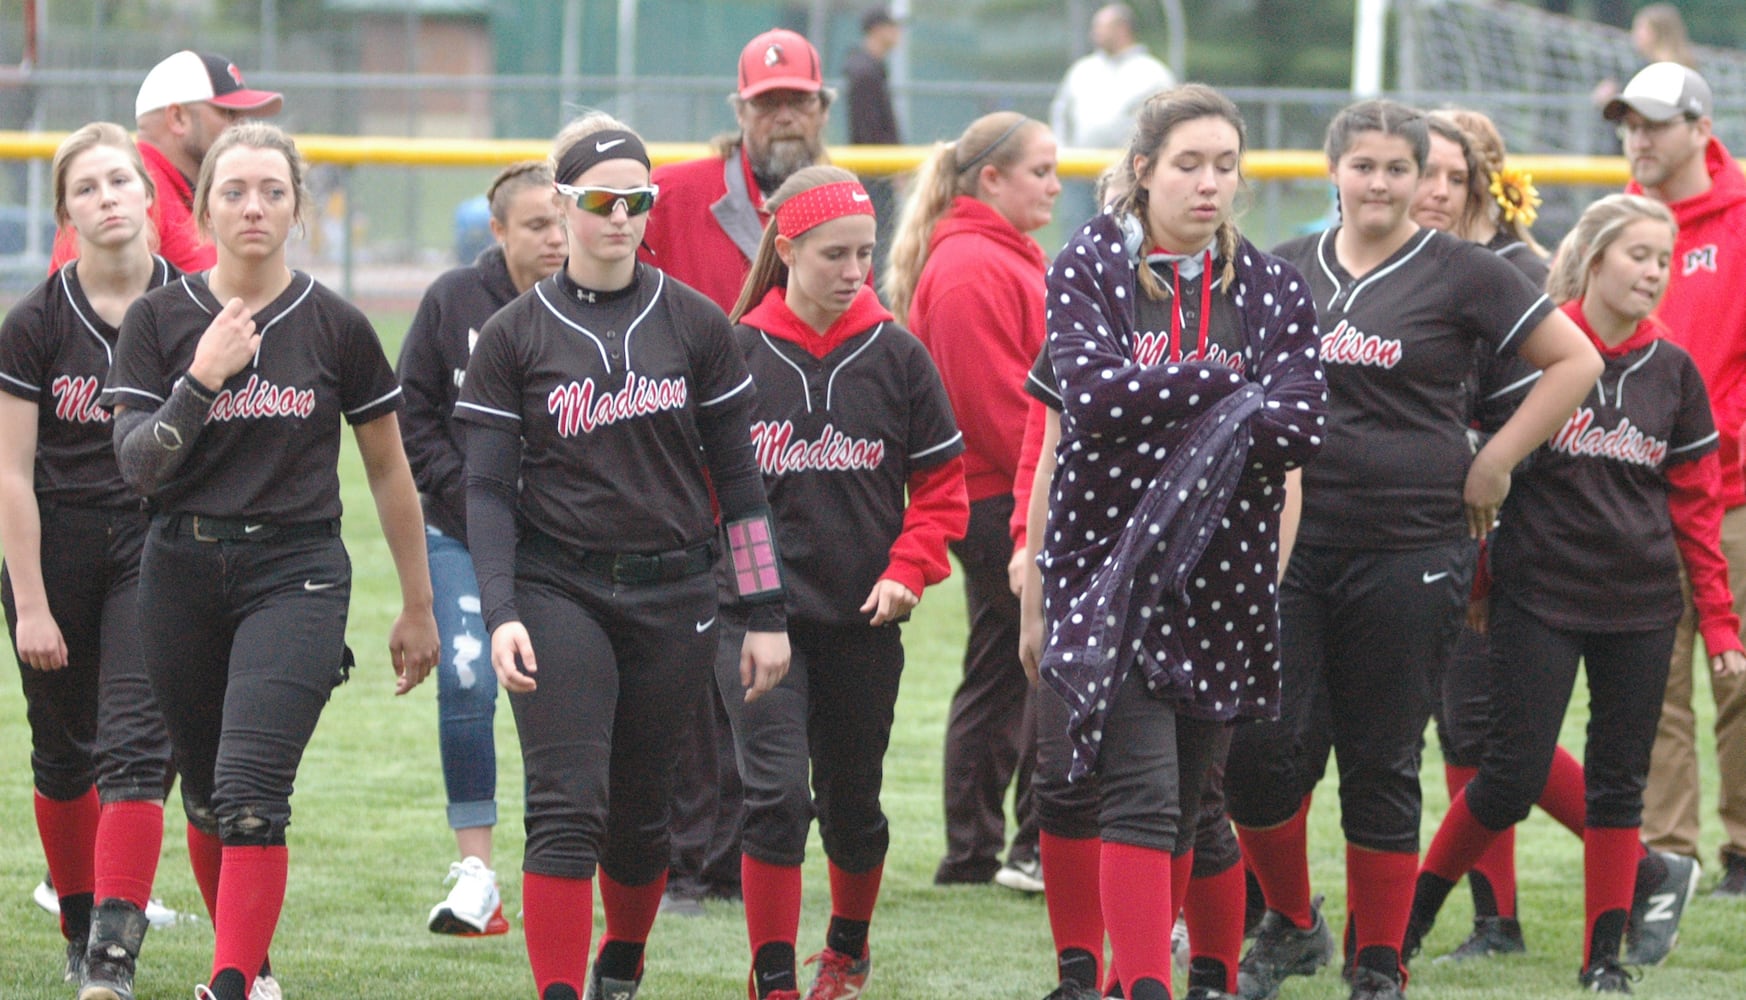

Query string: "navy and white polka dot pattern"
[[1036, 215, 1328, 779]]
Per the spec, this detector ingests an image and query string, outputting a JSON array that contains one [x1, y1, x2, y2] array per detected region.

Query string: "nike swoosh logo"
[[1422, 571, 1450, 584], [596, 138, 627, 152], [304, 580, 338, 591], [695, 616, 717, 633], [244, 524, 266, 534], [851, 192, 871, 202]]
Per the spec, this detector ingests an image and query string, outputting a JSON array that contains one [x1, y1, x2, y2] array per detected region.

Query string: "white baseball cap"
[[135, 50, 284, 120], [1603, 62, 1712, 123]]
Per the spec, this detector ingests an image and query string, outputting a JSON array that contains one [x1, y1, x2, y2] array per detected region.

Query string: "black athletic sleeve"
[[1025, 345, 1062, 410], [465, 422, 523, 634]]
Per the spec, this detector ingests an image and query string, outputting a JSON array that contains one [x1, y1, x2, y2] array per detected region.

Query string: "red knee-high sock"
[[1583, 827, 1638, 968], [598, 868, 665, 947], [211, 845, 288, 996], [1540, 747, 1587, 836], [35, 788, 99, 912], [1041, 832, 1105, 986], [743, 855, 802, 998], [95, 800, 164, 909], [186, 823, 223, 921], [1347, 846, 1417, 979], [827, 860, 883, 924], [742, 855, 802, 951], [523, 873, 592, 997], [1235, 793, 1313, 928], [1443, 764, 1515, 917], [1170, 850, 1193, 923], [1185, 861, 1246, 992], [1420, 790, 1501, 883], [1101, 841, 1174, 995]]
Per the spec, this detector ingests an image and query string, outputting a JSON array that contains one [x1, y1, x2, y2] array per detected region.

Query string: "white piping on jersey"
[[251, 277, 316, 368], [106, 385, 166, 406], [1669, 430, 1719, 458], [0, 370, 37, 394], [1482, 369, 1541, 402], [454, 399, 520, 423], [619, 269, 665, 372], [1596, 340, 1656, 407], [1494, 294, 1549, 356], [1331, 230, 1434, 313], [1026, 370, 1062, 407], [759, 331, 816, 413], [699, 373, 753, 408], [345, 385, 403, 418], [59, 266, 114, 367], [824, 323, 885, 410], [531, 269, 666, 376], [911, 432, 964, 461], [754, 323, 886, 413]]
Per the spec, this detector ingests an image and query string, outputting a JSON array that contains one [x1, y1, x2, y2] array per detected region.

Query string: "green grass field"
[[2, 318, 1745, 998]]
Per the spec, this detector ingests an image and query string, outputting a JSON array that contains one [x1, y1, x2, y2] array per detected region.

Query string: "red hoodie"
[[907, 196, 1049, 503], [1629, 137, 1746, 508]]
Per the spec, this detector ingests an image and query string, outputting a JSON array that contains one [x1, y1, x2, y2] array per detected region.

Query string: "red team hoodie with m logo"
[[1630, 137, 1746, 508]]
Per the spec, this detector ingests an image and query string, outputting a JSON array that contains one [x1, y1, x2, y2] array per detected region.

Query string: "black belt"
[[576, 541, 714, 585], [161, 514, 340, 543]]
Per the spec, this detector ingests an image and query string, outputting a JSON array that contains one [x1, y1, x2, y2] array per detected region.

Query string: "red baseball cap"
[[135, 50, 284, 119], [737, 29, 823, 100]]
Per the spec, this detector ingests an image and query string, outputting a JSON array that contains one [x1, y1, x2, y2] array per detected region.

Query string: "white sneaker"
[[250, 973, 283, 1000], [427, 856, 508, 936], [994, 857, 1045, 894], [1173, 914, 1191, 973], [146, 897, 181, 928], [34, 877, 59, 915]]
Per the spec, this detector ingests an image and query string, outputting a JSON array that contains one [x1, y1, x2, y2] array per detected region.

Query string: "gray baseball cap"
[[1604, 62, 1712, 123]]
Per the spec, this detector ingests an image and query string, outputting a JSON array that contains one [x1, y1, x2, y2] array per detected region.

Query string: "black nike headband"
[[555, 130, 651, 185]]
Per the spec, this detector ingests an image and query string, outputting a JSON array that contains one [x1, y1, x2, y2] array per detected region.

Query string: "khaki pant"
[[1646, 504, 1746, 863]]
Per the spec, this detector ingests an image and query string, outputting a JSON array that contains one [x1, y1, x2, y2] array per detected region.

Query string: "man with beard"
[[48, 50, 284, 273], [640, 28, 831, 916], [642, 27, 831, 313]]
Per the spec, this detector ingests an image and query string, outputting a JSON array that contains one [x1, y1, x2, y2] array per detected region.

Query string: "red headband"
[[774, 180, 876, 238]]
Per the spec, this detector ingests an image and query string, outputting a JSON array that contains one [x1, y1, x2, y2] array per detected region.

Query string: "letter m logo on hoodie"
[[1684, 244, 1718, 276]]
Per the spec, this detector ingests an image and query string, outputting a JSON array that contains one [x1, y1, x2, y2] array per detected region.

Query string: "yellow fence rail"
[[0, 131, 1633, 186]]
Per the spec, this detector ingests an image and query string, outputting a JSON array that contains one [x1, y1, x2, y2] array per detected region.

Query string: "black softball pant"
[[138, 518, 352, 845], [1465, 590, 1673, 832], [1225, 540, 1473, 853], [4, 504, 169, 803], [1035, 667, 1225, 854], [1431, 623, 1492, 769], [939, 493, 1037, 881], [715, 615, 903, 873], [1035, 679, 1240, 874], [508, 533, 718, 884]]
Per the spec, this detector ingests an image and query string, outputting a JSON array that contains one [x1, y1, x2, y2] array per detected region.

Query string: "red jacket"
[[907, 196, 1048, 503], [51, 141, 215, 274], [643, 145, 767, 314], [1630, 137, 1746, 508]]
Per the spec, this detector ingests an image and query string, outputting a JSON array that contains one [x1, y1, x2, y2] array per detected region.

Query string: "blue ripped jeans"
[[428, 526, 497, 830]]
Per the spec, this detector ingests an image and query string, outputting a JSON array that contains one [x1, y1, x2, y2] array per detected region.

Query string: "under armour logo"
[[576, 288, 597, 303], [764, 44, 783, 66], [1684, 244, 1718, 276]]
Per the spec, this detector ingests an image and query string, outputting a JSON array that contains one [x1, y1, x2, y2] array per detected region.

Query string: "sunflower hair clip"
[[1490, 167, 1541, 229]]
